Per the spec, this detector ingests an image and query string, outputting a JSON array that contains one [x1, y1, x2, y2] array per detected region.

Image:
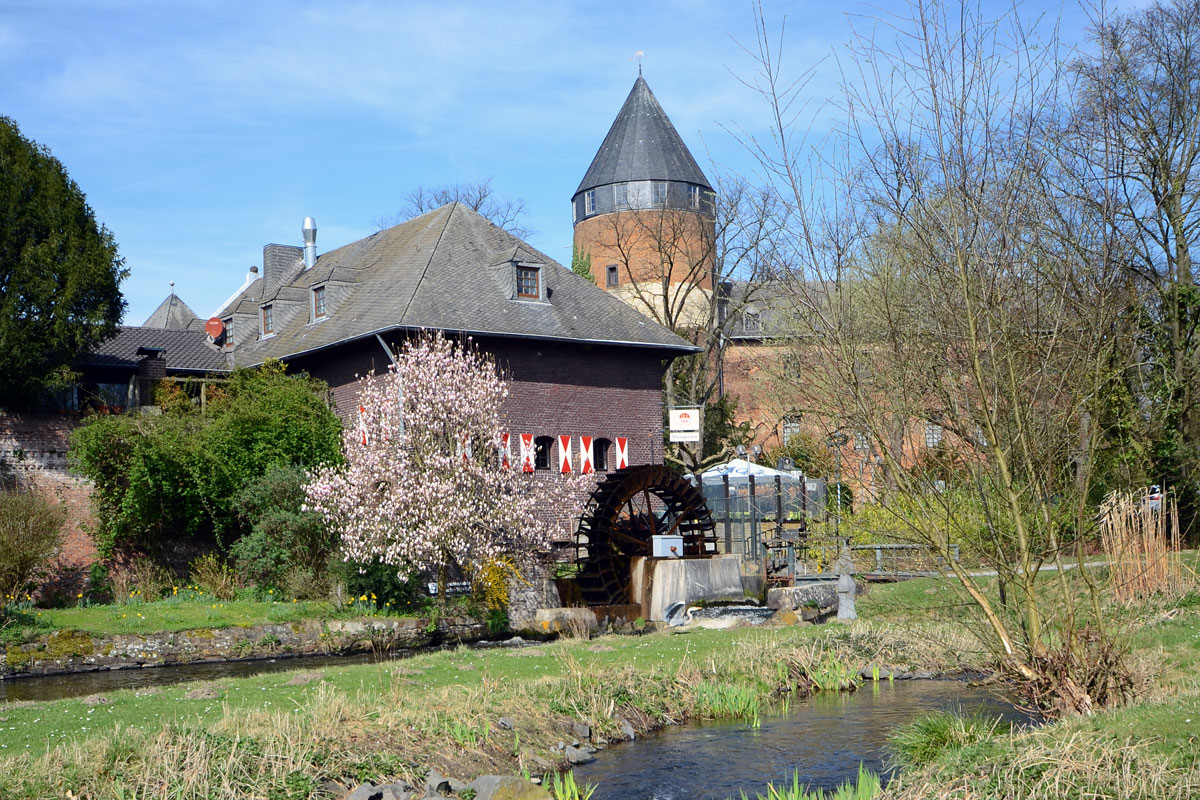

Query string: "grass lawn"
[[4, 588, 432, 641]]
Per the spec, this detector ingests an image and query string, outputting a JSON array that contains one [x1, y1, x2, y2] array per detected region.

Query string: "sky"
[[2, 0, 1121, 325]]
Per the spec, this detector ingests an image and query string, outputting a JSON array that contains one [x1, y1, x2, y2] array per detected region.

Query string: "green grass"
[[5, 593, 430, 639]]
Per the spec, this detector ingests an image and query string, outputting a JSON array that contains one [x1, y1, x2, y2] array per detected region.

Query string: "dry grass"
[[1100, 489, 1192, 602]]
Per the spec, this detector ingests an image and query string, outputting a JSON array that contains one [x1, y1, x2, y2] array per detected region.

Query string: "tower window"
[[585, 190, 596, 215], [534, 436, 554, 471], [606, 264, 619, 288], [614, 184, 628, 209], [653, 182, 667, 206], [313, 285, 327, 319], [516, 266, 540, 299], [261, 305, 274, 336], [688, 185, 700, 209]]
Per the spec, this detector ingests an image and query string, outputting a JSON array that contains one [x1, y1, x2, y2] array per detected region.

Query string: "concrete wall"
[[630, 555, 744, 621]]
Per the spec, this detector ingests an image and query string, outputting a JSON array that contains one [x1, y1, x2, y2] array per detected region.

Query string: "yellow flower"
[[77, 593, 83, 599]]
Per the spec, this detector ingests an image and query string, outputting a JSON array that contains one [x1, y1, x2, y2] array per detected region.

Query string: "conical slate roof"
[[143, 292, 201, 330], [574, 75, 712, 198]]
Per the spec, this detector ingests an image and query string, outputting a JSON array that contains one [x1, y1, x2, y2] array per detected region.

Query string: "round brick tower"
[[572, 73, 716, 327]]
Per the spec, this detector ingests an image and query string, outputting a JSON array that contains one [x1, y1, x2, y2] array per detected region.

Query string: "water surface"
[[571, 679, 1022, 800]]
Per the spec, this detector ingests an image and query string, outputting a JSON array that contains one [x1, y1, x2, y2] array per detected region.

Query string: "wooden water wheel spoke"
[[573, 464, 717, 607]]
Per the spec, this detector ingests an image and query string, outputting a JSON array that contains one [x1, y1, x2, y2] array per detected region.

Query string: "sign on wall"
[[669, 406, 702, 443]]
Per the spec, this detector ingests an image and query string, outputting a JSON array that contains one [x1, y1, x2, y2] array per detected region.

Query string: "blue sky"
[[3, 0, 1112, 325]]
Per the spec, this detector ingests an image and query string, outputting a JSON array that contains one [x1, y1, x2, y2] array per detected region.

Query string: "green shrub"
[[228, 465, 335, 591], [69, 360, 342, 557], [337, 559, 427, 612], [0, 490, 66, 603], [189, 553, 239, 600]]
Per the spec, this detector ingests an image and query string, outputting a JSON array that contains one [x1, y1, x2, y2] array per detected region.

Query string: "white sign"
[[669, 430, 701, 443], [669, 407, 702, 432]]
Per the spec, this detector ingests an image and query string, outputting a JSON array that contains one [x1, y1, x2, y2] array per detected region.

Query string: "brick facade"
[[293, 335, 668, 470]]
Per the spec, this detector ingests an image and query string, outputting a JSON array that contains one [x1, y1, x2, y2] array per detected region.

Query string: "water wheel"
[[573, 464, 717, 606]]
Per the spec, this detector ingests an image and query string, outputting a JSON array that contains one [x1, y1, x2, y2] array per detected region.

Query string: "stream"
[[570, 679, 1025, 800]]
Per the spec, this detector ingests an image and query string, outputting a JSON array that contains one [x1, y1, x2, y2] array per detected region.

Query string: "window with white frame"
[[688, 184, 701, 209], [781, 417, 802, 445], [742, 310, 762, 334], [614, 184, 629, 209], [924, 421, 943, 448], [854, 431, 871, 455], [585, 190, 596, 215], [222, 317, 234, 350], [652, 181, 667, 206]]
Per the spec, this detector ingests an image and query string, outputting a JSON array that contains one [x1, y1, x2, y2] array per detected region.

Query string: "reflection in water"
[[571, 680, 1024, 800]]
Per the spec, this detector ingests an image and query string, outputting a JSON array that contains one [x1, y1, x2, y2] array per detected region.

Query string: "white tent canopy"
[[691, 458, 801, 482]]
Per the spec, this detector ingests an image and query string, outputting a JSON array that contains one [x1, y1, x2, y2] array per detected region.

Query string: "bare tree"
[[1073, 0, 1200, 532], [591, 172, 784, 470], [746, 0, 1135, 713], [375, 177, 532, 239]]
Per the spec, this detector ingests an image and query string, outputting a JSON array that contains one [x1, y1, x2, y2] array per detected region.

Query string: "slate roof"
[[80, 327, 229, 373], [226, 203, 697, 365], [143, 293, 201, 330], [575, 75, 712, 198]]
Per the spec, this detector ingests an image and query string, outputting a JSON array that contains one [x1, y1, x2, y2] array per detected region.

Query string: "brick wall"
[[297, 335, 669, 469], [0, 413, 98, 570]]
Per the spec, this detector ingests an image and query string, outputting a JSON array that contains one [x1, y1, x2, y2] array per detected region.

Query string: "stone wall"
[[1, 616, 489, 678], [0, 412, 98, 570]]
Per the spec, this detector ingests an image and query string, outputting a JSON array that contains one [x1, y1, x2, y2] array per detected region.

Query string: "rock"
[[766, 609, 800, 627], [284, 670, 323, 686], [618, 718, 636, 741], [497, 716, 515, 730], [564, 744, 595, 765], [341, 783, 380, 800], [80, 694, 109, 706], [586, 644, 615, 653], [425, 769, 452, 795], [572, 721, 592, 741], [469, 775, 553, 800], [184, 682, 220, 700]]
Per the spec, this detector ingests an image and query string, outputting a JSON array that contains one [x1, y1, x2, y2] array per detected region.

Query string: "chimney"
[[303, 217, 317, 269]]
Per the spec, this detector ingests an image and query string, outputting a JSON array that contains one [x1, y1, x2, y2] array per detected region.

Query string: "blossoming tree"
[[304, 332, 589, 602]]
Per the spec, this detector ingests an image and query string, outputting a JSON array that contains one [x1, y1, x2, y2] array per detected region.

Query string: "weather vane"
[[630, 50, 645, 74]]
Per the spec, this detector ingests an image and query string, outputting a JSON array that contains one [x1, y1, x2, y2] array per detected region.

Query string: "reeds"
[[1099, 488, 1188, 602], [738, 764, 881, 800]]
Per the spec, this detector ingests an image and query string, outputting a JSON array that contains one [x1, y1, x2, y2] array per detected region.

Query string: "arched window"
[[534, 436, 554, 471], [593, 438, 612, 471]]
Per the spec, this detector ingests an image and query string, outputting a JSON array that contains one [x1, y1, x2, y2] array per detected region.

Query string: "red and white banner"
[[519, 434, 535, 473], [616, 437, 629, 469], [579, 435, 593, 474], [358, 405, 370, 446], [558, 435, 572, 473], [499, 433, 510, 469]]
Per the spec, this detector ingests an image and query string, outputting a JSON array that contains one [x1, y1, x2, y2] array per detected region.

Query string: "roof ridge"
[[400, 202, 457, 321]]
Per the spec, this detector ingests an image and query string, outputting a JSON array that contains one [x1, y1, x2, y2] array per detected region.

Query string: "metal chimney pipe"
[[302, 217, 317, 269]]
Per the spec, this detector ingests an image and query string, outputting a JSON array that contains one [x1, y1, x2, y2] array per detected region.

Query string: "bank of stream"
[[571, 679, 1026, 800]]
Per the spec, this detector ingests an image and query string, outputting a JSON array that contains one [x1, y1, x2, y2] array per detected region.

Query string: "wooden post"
[[749, 474, 758, 557]]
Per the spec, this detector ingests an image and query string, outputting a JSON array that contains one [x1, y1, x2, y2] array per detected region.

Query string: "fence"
[[692, 471, 826, 558]]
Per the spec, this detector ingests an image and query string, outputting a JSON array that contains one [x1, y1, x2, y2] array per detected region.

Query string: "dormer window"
[[516, 266, 540, 299], [222, 317, 234, 350], [261, 304, 274, 336], [743, 310, 762, 334], [313, 285, 327, 319]]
